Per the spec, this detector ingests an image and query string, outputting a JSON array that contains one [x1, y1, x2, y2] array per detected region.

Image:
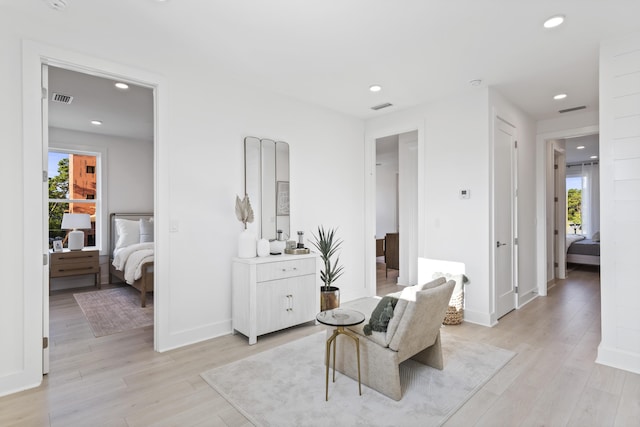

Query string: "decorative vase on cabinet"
[[238, 229, 257, 258]]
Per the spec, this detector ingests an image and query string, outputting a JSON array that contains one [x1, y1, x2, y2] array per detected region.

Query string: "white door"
[[494, 117, 517, 319], [42, 64, 50, 374]]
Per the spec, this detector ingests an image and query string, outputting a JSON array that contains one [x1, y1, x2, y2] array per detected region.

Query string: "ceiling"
[[48, 67, 153, 141], [9, 1, 640, 137], [565, 134, 600, 164]]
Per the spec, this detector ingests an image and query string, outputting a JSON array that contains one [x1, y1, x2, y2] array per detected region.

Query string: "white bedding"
[[112, 242, 154, 284]]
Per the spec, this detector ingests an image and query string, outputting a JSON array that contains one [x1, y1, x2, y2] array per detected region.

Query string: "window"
[[566, 162, 600, 237], [49, 150, 100, 249]]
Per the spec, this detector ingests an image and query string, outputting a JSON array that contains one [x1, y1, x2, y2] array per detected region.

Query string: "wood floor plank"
[[2, 264, 639, 427], [567, 386, 620, 427], [614, 372, 640, 426]]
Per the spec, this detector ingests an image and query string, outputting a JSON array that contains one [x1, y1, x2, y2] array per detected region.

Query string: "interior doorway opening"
[[42, 64, 156, 374], [539, 128, 600, 295], [374, 130, 418, 295]]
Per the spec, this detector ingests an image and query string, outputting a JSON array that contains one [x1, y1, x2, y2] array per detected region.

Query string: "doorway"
[[44, 65, 155, 373], [373, 131, 419, 294], [375, 135, 400, 295], [535, 124, 599, 296], [365, 126, 423, 297], [23, 42, 164, 381]]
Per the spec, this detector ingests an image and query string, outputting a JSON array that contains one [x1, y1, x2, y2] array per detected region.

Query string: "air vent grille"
[[51, 93, 73, 104], [371, 102, 393, 111], [559, 105, 586, 114]]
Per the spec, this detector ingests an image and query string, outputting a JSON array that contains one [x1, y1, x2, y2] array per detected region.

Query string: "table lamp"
[[61, 213, 91, 250]]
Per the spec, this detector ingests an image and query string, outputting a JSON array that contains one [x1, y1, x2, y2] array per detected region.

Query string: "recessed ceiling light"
[[576, 145, 585, 150], [369, 85, 382, 92], [590, 155, 598, 159], [43, 0, 71, 11], [553, 93, 567, 100], [91, 120, 102, 126], [114, 82, 129, 90], [544, 15, 565, 29]]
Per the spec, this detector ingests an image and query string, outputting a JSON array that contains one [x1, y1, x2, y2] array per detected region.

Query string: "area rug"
[[73, 287, 153, 337], [201, 331, 515, 427]]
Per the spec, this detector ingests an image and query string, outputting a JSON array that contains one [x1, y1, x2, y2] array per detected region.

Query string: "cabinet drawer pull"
[[281, 267, 298, 272]]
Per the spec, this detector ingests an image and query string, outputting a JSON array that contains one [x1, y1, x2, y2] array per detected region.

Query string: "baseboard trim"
[[157, 319, 232, 352], [462, 309, 496, 327], [596, 344, 640, 375]]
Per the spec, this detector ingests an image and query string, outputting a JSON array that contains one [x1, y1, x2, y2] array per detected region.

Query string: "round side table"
[[316, 308, 365, 401]]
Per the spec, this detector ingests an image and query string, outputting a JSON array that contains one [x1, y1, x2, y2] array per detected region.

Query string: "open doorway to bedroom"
[[564, 134, 600, 275], [545, 132, 600, 291], [46, 65, 155, 372]]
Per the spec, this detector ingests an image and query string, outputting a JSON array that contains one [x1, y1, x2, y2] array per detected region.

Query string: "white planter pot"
[[257, 238, 270, 257], [238, 229, 257, 258]]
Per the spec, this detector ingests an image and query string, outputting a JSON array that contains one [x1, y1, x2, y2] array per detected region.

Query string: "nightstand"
[[50, 249, 101, 288]]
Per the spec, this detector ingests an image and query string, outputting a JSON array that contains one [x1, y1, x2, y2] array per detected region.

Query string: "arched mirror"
[[244, 137, 290, 241]]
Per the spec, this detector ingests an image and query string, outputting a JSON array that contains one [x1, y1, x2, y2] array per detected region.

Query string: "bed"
[[109, 213, 155, 307], [566, 233, 600, 266]]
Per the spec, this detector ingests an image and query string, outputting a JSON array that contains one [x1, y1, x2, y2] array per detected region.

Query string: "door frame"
[[553, 148, 567, 280], [22, 41, 168, 382], [535, 125, 599, 296], [364, 121, 424, 296]]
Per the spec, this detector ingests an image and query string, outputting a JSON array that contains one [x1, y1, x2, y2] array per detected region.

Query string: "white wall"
[[375, 147, 398, 238], [365, 87, 536, 326], [597, 32, 640, 374], [0, 10, 365, 396]]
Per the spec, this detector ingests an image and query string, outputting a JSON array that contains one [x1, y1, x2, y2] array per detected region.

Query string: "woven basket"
[[443, 291, 464, 325]]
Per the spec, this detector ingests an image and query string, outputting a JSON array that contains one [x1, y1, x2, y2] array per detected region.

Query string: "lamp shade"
[[61, 213, 91, 230], [61, 213, 91, 250]]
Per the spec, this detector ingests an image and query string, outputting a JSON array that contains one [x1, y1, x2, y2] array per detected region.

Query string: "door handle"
[[496, 241, 507, 248]]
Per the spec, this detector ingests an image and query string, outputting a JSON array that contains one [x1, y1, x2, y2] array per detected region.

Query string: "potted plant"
[[311, 226, 344, 311]]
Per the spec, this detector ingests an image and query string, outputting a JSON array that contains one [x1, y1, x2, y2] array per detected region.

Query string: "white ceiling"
[[48, 67, 154, 141], [565, 134, 600, 164], [10, 1, 640, 137]]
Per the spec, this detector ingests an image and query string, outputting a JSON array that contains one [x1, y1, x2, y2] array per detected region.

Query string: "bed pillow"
[[592, 231, 600, 242], [115, 218, 140, 249], [139, 218, 154, 243]]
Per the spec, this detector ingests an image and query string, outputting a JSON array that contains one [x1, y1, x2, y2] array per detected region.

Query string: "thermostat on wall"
[[460, 189, 470, 199]]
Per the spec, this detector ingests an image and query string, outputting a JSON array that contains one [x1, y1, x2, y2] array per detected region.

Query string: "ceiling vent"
[[371, 102, 393, 111], [559, 105, 586, 114], [51, 92, 73, 104]]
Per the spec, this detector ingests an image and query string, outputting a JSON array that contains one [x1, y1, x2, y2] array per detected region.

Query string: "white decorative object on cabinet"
[[232, 253, 320, 345]]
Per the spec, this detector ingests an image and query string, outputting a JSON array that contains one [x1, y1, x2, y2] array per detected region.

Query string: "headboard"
[[109, 213, 154, 258]]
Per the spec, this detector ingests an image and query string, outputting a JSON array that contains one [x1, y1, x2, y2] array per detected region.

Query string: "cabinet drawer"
[[50, 263, 99, 278], [51, 251, 99, 264], [50, 250, 99, 278], [256, 258, 316, 282]]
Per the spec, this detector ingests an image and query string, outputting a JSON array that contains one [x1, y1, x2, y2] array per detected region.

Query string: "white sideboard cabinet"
[[232, 253, 320, 345]]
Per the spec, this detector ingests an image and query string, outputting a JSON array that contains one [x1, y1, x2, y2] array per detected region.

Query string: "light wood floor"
[[1, 265, 638, 426]]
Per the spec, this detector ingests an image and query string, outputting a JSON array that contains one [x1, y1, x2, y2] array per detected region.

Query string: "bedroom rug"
[[73, 287, 153, 337], [200, 331, 515, 427]]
